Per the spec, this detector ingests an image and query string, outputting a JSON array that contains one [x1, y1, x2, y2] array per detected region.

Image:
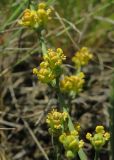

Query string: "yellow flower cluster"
[[33, 65, 55, 83], [46, 109, 68, 134], [60, 72, 85, 94], [86, 125, 110, 150], [59, 130, 84, 159], [19, 2, 51, 28], [72, 47, 93, 68], [44, 48, 66, 70], [33, 48, 66, 83]]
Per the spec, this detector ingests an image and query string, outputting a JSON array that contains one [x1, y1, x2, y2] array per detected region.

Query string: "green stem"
[[53, 137, 62, 160], [56, 77, 67, 110], [94, 151, 99, 160], [36, 29, 47, 56], [109, 76, 114, 160], [39, 35, 47, 56], [28, 0, 31, 8], [55, 77, 88, 160]]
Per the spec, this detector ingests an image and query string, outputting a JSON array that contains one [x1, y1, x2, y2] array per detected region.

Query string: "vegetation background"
[[0, 0, 114, 159]]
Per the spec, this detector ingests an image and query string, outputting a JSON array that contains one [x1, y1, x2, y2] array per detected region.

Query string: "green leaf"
[[78, 149, 88, 160]]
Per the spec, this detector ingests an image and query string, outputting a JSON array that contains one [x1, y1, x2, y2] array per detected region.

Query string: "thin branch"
[[0, 119, 22, 129], [53, 7, 79, 50], [23, 120, 49, 160]]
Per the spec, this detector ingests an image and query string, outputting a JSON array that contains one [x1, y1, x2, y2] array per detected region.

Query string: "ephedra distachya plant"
[[19, 2, 110, 160]]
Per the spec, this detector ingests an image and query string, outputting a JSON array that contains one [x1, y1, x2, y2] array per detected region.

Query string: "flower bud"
[[86, 125, 110, 151], [59, 130, 84, 159], [19, 2, 52, 28], [60, 72, 85, 94], [72, 47, 93, 68], [46, 109, 68, 135]]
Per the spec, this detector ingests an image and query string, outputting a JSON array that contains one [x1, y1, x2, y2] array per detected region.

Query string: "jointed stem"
[[37, 31, 88, 160], [39, 35, 47, 55], [36, 29, 47, 56], [55, 77, 87, 160], [110, 77, 114, 160], [53, 137, 62, 160]]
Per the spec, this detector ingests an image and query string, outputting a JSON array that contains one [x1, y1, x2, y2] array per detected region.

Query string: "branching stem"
[[55, 76, 87, 160]]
